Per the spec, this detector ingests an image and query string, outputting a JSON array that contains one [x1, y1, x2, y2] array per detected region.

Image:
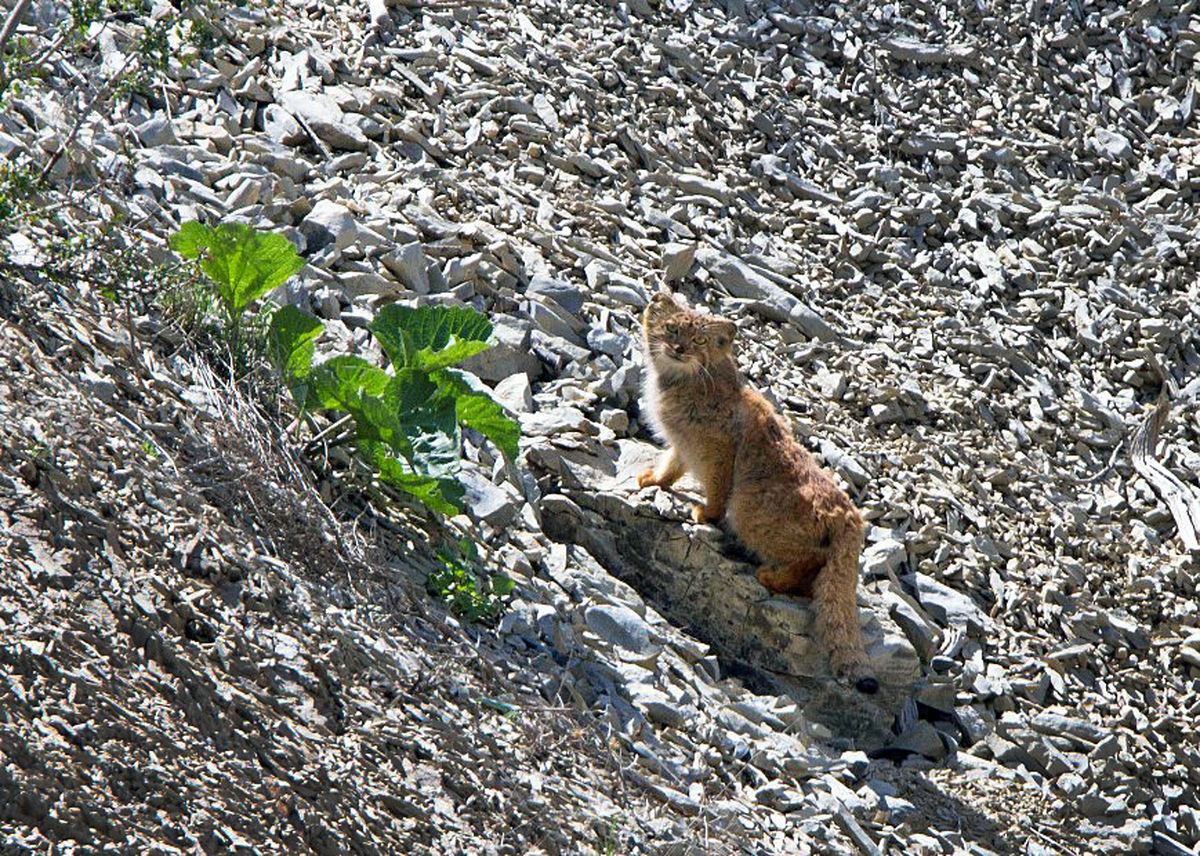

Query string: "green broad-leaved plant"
[[269, 300, 521, 517], [369, 303, 493, 371], [170, 221, 305, 341], [268, 304, 324, 411]]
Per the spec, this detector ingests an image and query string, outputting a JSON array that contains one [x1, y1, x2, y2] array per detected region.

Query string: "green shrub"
[[0, 160, 41, 226], [169, 221, 305, 348], [427, 539, 514, 624], [270, 302, 521, 515], [172, 219, 521, 517]]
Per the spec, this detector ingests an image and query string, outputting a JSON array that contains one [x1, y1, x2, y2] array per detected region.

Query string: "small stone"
[[136, 116, 179, 147], [584, 603, 657, 659], [1029, 711, 1106, 745], [819, 440, 870, 487], [674, 173, 731, 203], [298, 199, 357, 254], [862, 539, 906, 578], [1152, 831, 1197, 856], [492, 374, 534, 413], [461, 317, 542, 382], [278, 90, 368, 151], [904, 573, 988, 633], [628, 685, 690, 728], [605, 274, 650, 307], [815, 370, 846, 400], [662, 243, 696, 283], [599, 408, 629, 435], [887, 720, 947, 760], [458, 468, 521, 529], [526, 275, 585, 315], [381, 242, 431, 293], [263, 105, 306, 146], [1090, 128, 1134, 162], [518, 406, 591, 437], [224, 179, 261, 209], [883, 590, 938, 661], [1057, 772, 1087, 798], [585, 327, 628, 358], [954, 704, 993, 745], [529, 298, 583, 344], [697, 248, 836, 342], [868, 401, 905, 425]]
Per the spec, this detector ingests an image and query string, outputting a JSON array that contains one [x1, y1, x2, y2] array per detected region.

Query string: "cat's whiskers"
[[697, 360, 716, 396]]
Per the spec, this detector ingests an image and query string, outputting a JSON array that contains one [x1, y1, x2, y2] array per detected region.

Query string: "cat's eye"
[[693, 336, 707, 345]]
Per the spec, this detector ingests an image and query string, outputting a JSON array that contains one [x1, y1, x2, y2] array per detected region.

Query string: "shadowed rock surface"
[[538, 438, 922, 748]]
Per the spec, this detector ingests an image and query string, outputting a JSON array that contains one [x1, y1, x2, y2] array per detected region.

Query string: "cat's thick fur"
[[638, 293, 877, 693]]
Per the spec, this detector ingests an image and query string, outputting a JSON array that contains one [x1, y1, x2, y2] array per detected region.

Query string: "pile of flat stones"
[[2, 0, 1199, 851]]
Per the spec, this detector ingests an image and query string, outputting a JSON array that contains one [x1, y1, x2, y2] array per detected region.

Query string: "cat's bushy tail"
[[812, 507, 878, 693]]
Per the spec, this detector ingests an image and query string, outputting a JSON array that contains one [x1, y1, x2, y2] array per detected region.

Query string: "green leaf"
[[459, 537, 479, 561], [385, 368, 439, 416], [491, 575, 515, 596], [168, 220, 212, 260], [418, 339, 492, 372], [435, 369, 521, 459], [169, 221, 304, 320], [361, 440, 464, 515], [454, 394, 521, 460], [370, 304, 494, 371], [358, 393, 402, 447], [308, 356, 390, 412], [269, 305, 323, 393], [400, 396, 461, 480]]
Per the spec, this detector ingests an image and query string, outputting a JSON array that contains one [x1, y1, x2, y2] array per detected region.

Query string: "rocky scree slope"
[[1, 274, 836, 854], [2, 0, 1200, 853]]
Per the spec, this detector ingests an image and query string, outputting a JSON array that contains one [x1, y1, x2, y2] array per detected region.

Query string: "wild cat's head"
[[642, 292, 737, 378]]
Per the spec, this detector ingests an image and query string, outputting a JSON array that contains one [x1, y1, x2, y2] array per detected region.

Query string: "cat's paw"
[[636, 468, 658, 488], [692, 504, 723, 525]]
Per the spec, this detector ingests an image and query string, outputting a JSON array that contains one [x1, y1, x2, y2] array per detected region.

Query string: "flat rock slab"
[[538, 439, 921, 748]]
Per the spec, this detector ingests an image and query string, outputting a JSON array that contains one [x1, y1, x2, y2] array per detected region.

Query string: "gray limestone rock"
[[526, 274, 585, 315], [661, 243, 696, 283], [263, 104, 305, 146], [277, 91, 368, 151], [696, 248, 837, 342], [458, 467, 522, 529], [492, 373, 534, 413], [904, 573, 988, 634], [299, 199, 357, 253], [460, 317, 542, 382], [136, 116, 180, 147], [1090, 128, 1134, 163], [584, 603, 659, 660], [381, 242, 431, 293]]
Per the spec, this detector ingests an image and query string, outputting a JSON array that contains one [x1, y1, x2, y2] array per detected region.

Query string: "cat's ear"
[[709, 319, 737, 349], [648, 292, 681, 314]]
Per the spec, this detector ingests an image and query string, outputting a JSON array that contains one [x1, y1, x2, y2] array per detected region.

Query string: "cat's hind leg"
[[756, 552, 825, 597]]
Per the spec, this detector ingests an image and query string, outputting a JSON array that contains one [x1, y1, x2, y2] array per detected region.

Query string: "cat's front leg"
[[693, 455, 733, 523], [637, 448, 685, 488]]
